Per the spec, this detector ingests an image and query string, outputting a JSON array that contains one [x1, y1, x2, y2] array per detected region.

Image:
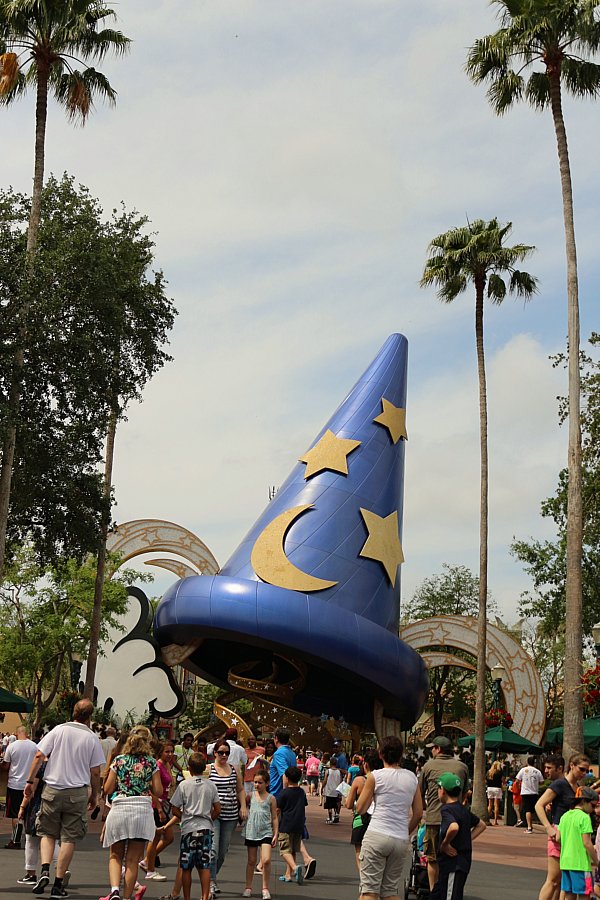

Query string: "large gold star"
[[359, 507, 404, 586], [299, 429, 361, 480], [373, 398, 408, 444]]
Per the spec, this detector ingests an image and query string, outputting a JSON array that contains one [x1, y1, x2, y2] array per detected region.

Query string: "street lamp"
[[490, 663, 506, 709], [592, 623, 600, 661]]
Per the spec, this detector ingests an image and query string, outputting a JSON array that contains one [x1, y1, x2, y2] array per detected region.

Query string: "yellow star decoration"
[[359, 507, 404, 586], [299, 429, 361, 480], [373, 398, 408, 444]]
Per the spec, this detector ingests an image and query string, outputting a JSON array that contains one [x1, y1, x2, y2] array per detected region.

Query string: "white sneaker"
[[145, 872, 167, 882]]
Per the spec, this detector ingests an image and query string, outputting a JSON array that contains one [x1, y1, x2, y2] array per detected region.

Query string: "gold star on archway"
[[359, 508, 404, 586], [299, 429, 361, 479], [373, 398, 407, 444]]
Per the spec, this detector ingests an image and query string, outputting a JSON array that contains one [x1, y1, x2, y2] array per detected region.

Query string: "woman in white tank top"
[[355, 736, 423, 900]]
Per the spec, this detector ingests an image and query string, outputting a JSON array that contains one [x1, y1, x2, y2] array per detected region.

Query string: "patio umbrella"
[[545, 717, 600, 751], [457, 724, 543, 753], [0, 686, 33, 713]]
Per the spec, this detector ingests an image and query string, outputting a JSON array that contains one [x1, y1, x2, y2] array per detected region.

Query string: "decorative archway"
[[106, 519, 219, 577], [400, 615, 546, 745]]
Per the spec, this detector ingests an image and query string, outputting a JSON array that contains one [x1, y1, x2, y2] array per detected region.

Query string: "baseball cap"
[[426, 735, 452, 750], [437, 772, 462, 792], [580, 787, 599, 804]]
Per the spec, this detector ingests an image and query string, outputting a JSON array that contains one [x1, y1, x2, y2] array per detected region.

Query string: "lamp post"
[[490, 663, 506, 710]]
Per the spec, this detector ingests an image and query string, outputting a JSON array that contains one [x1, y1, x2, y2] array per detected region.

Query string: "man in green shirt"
[[558, 787, 598, 900]]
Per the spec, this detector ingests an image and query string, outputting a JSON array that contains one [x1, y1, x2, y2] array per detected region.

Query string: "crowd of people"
[[3, 715, 600, 900]]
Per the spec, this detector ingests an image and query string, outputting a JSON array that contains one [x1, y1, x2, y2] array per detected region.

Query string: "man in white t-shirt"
[[516, 756, 544, 833], [1, 725, 38, 846], [24, 698, 105, 898], [207, 728, 248, 770], [99, 726, 117, 768]]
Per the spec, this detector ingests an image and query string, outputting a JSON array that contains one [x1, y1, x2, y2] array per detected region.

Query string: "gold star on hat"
[[299, 429, 361, 480], [359, 508, 404, 586], [373, 398, 407, 444]]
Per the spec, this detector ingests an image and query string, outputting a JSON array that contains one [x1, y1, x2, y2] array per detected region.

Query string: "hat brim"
[[154, 574, 428, 729]]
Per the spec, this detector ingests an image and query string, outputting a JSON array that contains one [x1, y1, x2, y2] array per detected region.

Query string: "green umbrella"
[[0, 686, 33, 713], [457, 724, 543, 753], [545, 717, 600, 751]]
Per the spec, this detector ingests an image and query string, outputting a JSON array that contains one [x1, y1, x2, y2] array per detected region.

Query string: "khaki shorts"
[[278, 832, 301, 854], [36, 785, 88, 843], [359, 831, 410, 896], [423, 824, 440, 862]]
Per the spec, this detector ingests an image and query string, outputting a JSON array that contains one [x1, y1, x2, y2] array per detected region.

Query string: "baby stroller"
[[404, 835, 430, 899]]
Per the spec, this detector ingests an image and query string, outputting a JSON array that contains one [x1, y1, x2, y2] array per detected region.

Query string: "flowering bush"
[[485, 708, 513, 728], [582, 664, 600, 715]]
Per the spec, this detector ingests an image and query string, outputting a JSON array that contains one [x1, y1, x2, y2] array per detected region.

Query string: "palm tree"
[[420, 218, 537, 817], [466, 0, 600, 762], [0, 1, 130, 578]]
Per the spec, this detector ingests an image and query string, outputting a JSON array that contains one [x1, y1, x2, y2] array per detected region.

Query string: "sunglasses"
[[216, 750, 230, 756]]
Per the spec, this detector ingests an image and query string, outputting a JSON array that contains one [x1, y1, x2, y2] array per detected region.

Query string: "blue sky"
[[4, 0, 599, 619]]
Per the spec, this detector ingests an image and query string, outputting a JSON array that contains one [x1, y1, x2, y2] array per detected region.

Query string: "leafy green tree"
[[0, 545, 141, 730], [0, 0, 130, 580], [513, 333, 600, 643], [421, 218, 537, 818], [0, 176, 176, 571], [466, 0, 600, 762], [177, 685, 253, 737], [403, 565, 497, 735], [83, 204, 177, 700]]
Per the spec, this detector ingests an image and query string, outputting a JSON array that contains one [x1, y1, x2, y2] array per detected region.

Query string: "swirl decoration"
[[113, 586, 185, 719], [227, 656, 307, 701]]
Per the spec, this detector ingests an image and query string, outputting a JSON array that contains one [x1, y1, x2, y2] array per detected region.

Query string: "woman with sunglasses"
[[208, 740, 246, 897], [536, 753, 591, 900]]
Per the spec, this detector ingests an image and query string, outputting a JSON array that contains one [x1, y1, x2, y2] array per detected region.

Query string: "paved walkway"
[[0, 796, 548, 899]]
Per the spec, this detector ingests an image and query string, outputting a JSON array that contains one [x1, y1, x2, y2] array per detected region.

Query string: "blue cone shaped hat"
[[155, 334, 428, 729]]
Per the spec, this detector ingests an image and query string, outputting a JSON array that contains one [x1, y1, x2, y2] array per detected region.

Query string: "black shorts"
[[521, 794, 537, 815], [324, 795, 340, 809], [245, 837, 273, 847], [350, 811, 371, 845], [5, 788, 24, 819]]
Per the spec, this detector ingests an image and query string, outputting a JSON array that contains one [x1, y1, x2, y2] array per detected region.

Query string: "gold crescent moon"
[[251, 504, 338, 592]]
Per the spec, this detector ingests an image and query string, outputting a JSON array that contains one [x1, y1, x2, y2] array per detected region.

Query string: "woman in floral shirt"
[[103, 726, 164, 900]]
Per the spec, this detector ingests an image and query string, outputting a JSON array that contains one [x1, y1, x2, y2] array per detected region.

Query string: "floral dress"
[[103, 754, 158, 847]]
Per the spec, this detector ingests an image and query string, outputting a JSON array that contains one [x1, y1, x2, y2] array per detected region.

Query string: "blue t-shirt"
[[269, 745, 297, 798]]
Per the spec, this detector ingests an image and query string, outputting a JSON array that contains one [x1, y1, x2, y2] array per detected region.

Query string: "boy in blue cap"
[[430, 772, 486, 900]]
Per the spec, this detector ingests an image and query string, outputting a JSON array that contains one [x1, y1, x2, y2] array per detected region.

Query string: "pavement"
[[0, 796, 549, 899]]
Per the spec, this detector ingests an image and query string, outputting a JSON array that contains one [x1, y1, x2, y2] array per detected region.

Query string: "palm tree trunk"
[[0, 63, 49, 580], [83, 408, 118, 699], [472, 275, 489, 819], [549, 73, 583, 759]]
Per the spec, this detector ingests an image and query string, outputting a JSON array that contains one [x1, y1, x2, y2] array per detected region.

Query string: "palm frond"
[[487, 69, 525, 113], [487, 273, 507, 304], [53, 66, 115, 121], [509, 270, 539, 298], [525, 70, 551, 108], [561, 56, 600, 97], [0, 50, 19, 93]]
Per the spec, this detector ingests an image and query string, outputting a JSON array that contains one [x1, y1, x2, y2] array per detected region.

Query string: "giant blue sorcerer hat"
[[154, 334, 428, 729]]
